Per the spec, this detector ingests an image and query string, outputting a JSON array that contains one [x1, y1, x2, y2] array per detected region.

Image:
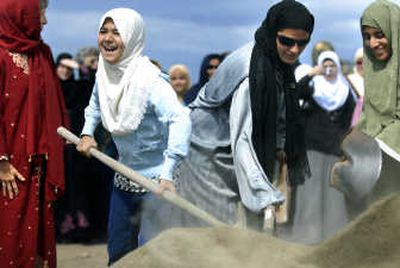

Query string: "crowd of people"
[[0, 0, 399, 267]]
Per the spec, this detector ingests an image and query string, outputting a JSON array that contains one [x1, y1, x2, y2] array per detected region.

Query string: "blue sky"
[[43, 0, 399, 82]]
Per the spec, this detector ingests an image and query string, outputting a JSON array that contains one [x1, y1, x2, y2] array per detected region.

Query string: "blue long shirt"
[[81, 75, 192, 182]]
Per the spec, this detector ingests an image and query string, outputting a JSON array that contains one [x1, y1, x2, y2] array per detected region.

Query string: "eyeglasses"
[[356, 60, 363, 65], [277, 35, 309, 48]]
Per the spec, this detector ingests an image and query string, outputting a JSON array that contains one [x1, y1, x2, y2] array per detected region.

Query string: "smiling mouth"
[[102, 45, 117, 53]]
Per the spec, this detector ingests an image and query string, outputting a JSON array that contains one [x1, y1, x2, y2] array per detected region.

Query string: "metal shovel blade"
[[330, 129, 382, 200]]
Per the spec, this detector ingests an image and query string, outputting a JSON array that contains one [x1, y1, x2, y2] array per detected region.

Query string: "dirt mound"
[[114, 194, 400, 268], [304, 193, 400, 268], [114, 227, 310, 268]]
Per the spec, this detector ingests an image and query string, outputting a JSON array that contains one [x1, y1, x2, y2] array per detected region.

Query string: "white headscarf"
[[348, 47, 364, 96], [312, 50, 350, 111], [96, 8, 160, 135]]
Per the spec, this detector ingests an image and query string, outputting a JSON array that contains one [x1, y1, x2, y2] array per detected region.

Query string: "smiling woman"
[[275, 28, 310, 64], [356, 0, 400, 205], [77, 7, 192, 266], [98, 18, 125, 64]]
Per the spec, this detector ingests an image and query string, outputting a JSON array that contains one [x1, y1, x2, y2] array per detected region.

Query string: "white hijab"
[[347, 47, 364, 97], [312, 51, 350, 111], [96, 8, 160, 135]]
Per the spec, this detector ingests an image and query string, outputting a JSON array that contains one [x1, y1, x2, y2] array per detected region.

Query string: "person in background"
[[56, 53, 79, 81], [75, 46, 99, 87], [348, 48, 364, 97], [294, 40, 335, 82], [77, 8, 191, 265], [168, 64, 192, 104], [54, 53, 94, 243], [183, 53, 223, 105], [348, 47, 364, 126], [0, 0, 69, 267], [55, 53, 86, 133], [285, 51, 355, 244]]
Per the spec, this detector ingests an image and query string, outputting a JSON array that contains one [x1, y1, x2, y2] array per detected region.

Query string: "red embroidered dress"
[[0, 0, 68, 267]]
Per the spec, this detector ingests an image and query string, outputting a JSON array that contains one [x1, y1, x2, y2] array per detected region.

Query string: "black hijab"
[[184, 53, 223, 104], [249, 0, 314, 186]]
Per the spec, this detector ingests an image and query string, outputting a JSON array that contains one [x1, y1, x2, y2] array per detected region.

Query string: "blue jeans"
[[107, 186, 173, 265], [107, 186, 148, 265]]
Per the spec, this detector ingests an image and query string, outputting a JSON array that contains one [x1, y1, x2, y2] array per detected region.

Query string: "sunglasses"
[[277, 35, 309, 48], [207, 65, 219, 70], [356, 60, 363, 65]]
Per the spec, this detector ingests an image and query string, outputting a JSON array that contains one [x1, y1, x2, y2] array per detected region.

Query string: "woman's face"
[[205, 58, 220, 79], [40, 9, 47, 30], [362, 26, 391, 62], [170, 70, 189, 96], [56, 64, 73, 81], [98, 18, 125, 64], [275, 28, 310, 65], [83, 55, 99, 70], [322, 59, 338, 81]]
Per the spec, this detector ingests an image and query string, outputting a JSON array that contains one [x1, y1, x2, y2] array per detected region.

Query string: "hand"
[[59, 58, 80, 69], [308, 65, 324, 77], [156, 179, 176, 195], [0, 161, 26, 199], [76, 135, 98, 158]]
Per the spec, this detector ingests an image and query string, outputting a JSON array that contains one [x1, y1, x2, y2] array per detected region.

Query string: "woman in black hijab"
[[165, 0, 314, 232], [250, 0, 314, 189], [54, 53, 95, 242], [184, 53, 223, 105]]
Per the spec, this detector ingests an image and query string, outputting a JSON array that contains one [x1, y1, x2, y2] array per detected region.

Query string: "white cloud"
[[42, 10, 102, 55], [145, 16, 256, 54]]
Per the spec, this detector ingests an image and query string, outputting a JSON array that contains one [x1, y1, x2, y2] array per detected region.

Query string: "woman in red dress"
[[0, 0, 68, 267]]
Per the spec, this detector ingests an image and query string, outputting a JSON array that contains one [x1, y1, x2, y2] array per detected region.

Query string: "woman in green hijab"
[[359, 0, 400, 202]]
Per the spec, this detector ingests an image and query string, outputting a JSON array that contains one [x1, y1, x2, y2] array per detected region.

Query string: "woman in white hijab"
[[77, 8, 191, 265], [284, 51, 356, 244]]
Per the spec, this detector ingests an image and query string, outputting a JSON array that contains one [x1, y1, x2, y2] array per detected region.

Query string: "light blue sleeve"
[[81, 83, 102, 137], [150, 77, 192, 181]]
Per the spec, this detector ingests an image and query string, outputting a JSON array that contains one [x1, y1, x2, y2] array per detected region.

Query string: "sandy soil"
[[57, 243, 108, 268], [57, 194, 400, 268]]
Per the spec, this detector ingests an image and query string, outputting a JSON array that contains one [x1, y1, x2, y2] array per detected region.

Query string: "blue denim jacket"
[[81, 75, 192, 182]]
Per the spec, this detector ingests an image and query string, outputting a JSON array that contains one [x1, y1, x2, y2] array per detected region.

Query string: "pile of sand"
[[114, 194, 400, 268], [304, 193, 400, 268]]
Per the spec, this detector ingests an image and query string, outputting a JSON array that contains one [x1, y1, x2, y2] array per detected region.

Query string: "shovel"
[[330, 129, 382, 200], [57, 126, 226, 227]]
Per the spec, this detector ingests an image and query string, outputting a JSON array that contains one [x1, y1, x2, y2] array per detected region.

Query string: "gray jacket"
[[189, 42, 284, 212]]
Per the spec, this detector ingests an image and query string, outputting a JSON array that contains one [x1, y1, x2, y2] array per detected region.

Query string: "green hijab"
[[358, 0, 400, 155]]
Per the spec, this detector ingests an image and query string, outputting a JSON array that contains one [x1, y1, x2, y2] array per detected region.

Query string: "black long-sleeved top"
[[297, 75, 355, 156]]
